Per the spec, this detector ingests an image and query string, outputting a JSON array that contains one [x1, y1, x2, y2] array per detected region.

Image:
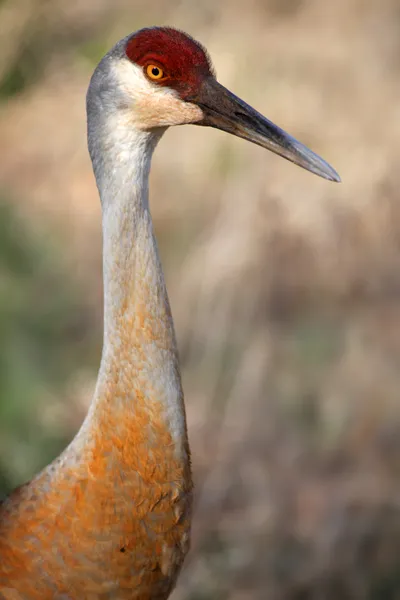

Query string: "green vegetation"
[[0, 198, 98, 496], [0, 0, 399, 596]]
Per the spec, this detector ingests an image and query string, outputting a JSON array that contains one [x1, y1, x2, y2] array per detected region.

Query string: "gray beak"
[[192, 77, 340, 183]]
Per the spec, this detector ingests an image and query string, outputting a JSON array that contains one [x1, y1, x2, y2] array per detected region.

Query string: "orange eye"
[[146, 64, 165, 80]]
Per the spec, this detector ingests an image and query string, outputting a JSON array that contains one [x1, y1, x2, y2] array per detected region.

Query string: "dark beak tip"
[[333, 172, 342, 184], [324, 166, 341, 183], [196, 77, 342, 184], [319, 168, 341, 183]]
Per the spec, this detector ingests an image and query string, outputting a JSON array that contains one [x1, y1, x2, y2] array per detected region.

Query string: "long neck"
[[83, 112, 188, 458]]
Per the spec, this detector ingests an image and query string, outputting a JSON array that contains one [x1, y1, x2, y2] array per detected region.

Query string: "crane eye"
[[146, 64, 165, 81]]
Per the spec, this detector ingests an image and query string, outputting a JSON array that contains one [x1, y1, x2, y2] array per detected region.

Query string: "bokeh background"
[[1, 0, 400, 597]]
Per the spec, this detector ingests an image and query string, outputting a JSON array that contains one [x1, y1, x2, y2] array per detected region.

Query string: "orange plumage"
[[0, 296, 192, 598], [0, 25, 339, 600]]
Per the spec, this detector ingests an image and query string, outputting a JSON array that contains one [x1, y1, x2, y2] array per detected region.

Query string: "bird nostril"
[[234, 110, 257, 129]]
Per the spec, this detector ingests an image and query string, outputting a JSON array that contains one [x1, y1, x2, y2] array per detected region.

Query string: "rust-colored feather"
[[0, 371, 192, 598], [0, 140, 193, 597]]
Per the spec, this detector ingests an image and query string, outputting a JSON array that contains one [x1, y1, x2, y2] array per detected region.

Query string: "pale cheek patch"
[[114, 59, 204, 129], [134, 91, 204, 129]]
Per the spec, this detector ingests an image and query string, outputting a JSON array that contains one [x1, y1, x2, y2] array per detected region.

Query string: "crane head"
[[110, 27, 340, 182]]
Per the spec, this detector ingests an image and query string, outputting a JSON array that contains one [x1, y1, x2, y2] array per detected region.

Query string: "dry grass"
[[0, 0, 400, 596]]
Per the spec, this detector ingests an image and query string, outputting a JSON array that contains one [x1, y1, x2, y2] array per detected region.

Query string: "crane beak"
[[192, 77, 340, 183]]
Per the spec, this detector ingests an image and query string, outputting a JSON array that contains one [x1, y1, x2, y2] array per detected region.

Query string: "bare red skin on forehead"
[[125, 27, 214, 100]]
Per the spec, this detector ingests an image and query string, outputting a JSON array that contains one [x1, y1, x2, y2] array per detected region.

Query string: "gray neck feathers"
[[86, 52, 164, 206], [75, 50, 188, 454]]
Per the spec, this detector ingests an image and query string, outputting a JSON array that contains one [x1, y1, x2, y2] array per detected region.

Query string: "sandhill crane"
[[0, 27, 340, 599]]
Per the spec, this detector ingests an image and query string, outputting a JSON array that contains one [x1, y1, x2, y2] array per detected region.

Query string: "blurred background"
[[1, 0, 400, 597]]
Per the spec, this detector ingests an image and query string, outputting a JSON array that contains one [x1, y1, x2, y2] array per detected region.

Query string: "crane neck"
[[84, 112, 189, 456], [95, 125, 165, 344]]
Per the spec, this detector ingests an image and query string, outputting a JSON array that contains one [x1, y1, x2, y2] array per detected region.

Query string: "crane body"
[[0, 27, 339, 599]]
